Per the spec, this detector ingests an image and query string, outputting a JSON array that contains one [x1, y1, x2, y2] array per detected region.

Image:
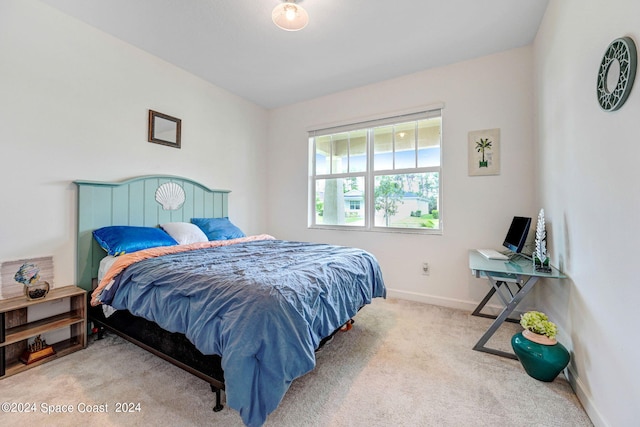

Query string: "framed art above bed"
[[148, 110, 181, 148]]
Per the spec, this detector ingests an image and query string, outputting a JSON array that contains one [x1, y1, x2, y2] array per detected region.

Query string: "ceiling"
[[40, 0, 549, 109]]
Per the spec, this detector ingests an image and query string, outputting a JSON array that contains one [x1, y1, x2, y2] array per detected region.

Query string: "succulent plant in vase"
[[511, 310, 570, 382], [519, 310, 558, 345]]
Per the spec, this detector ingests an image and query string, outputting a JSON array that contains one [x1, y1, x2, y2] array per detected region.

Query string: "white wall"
[[534, 1, 640, 426], [0, 1, 268, 286], [267, 47, 537, 311]]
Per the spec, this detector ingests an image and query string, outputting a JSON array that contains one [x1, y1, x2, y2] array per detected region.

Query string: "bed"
[[75, 175, 386, 427]]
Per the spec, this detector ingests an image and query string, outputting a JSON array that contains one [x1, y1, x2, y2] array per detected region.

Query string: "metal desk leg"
[[472, 275, 539, 359], [471, 281, 521, 323]]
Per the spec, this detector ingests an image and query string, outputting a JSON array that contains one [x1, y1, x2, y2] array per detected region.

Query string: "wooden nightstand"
[[0, 286, 87, 378]]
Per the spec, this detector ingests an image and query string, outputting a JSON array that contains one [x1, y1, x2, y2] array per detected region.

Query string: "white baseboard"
[[385, 288, 531, 317], [565, 365, 606, 427], [385, 288, 476, 311]]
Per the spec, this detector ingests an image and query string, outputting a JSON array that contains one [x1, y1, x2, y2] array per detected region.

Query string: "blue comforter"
[[101, 239, 386, 426]]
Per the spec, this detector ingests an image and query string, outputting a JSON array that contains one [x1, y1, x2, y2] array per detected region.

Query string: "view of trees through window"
[[310, 112, 442, 232]]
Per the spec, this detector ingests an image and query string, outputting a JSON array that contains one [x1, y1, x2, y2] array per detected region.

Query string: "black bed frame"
[[88, 294, 350, 413], [88, 299, 227, 411]]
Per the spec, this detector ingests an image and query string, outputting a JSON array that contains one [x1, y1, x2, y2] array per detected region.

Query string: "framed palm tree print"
[[468, 128, 500, 176]]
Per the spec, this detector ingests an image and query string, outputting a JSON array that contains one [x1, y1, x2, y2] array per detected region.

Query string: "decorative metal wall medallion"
[[155, 182, 185, 210], [597, 37, 637, 111]]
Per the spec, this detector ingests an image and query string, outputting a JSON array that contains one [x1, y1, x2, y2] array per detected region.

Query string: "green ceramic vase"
[[511, 332, 570, 382]]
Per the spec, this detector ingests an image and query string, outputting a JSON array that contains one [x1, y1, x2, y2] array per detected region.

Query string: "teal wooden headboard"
[[75, 175, 230, 291]]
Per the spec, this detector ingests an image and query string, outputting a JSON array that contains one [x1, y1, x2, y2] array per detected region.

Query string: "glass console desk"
[[468, 250, 565, 359]]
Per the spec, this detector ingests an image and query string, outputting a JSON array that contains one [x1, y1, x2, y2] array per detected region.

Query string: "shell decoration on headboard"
[[155, 182, 186, 210]]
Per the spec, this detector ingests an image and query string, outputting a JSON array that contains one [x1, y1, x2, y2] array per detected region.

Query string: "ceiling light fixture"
[[272, 0, 309, 32]]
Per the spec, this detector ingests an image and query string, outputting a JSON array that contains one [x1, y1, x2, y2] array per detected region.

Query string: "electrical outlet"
[[422, 262, 430, 276]]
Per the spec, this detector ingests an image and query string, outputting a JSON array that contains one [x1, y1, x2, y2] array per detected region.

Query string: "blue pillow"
[[93, 226, 178, 256], [191, 217, 246, 241]]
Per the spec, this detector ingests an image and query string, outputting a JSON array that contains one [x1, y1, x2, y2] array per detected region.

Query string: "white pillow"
[[160, 222, 209, 245], [98, 255, 118, 282]]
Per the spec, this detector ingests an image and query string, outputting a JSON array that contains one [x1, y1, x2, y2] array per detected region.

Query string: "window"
[[309, 108, 442, 233]]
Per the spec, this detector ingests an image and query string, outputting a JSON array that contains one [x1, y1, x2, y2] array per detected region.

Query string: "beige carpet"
[[1, 298, 592, 426]]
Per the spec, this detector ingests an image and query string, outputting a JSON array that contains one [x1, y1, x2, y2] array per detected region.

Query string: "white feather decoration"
[[534, 208, 548, 262]]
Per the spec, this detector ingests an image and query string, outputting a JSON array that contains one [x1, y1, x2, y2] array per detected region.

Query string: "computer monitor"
[[502, 216, 532, 253]]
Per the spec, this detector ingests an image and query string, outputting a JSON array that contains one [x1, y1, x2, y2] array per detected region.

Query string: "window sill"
[[308, 225, 442, 235]]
